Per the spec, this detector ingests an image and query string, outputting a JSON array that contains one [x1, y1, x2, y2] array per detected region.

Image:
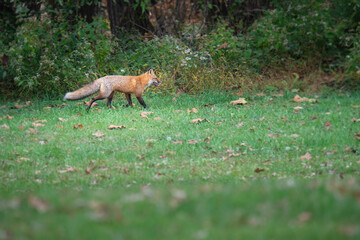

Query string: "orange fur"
[[64, 68, 161, 110]]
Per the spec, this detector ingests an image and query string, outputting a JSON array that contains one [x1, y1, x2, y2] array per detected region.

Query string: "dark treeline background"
[[0, 0, 359, 98]]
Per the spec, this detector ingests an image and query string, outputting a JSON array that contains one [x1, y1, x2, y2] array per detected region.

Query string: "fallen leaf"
[[6, 115, 14, 119], [235, 91, 243, 96], [26, 128, 38, 134], [236, 122, 244, 127], [273, 93, 283, 97], [172, 140, 183, 144], [28, 195, 49, 212], [173, 110, 182, 113], [255, 93, 265, 97], [84, 101, 98, 107], [0, 124, 9, 129], [32, 123, 45, 127], [298, 212, 312, 223], [294, 106, 303, 112], [324, 121, 331, 128], [254, 168, 265, 173], [108, 125, 125, 130], [230, 98, 247, 105], [188, 139, 198, 144], [58, 117, 66, 122], [218, 42, 228, 50], [351, 118, 360, 122], [293, 95, 318, 103], [190, 118, 209, 124], [355, 132, 360, 140], [145, 139, 158, 142], [192, 108, 198, 113], [300, 152, 312, 160], [73, 123, 83, 129], [92, 132, 104, 138], [172, 97, 177, 102], [204, 136, 211, 143], [140, 111, 153, 119], [154, 117, 164, 121], [58, 166, 75, 173]]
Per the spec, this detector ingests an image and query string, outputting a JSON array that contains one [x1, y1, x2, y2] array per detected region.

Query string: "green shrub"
[[5, 17, 112, 98]]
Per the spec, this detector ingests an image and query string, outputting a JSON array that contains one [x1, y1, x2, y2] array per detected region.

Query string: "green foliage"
[[248, 0, 360, 69], [4, 17, 112, 97]]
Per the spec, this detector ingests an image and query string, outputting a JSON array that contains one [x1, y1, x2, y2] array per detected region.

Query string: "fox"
[[64, 68, 161, 111]]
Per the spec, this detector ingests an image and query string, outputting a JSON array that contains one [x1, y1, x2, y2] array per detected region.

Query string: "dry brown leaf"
[[294, 106, 303, 112], [324, 121, 331, 128], [26, 128, 38, 134], [230, 98, 247, 105], [218, 42, 228, 50], [300, 152, 312, 160], [236, 122, 244, 127], [190, 118, 209, 124], [108, 125, 125, 130], [145, 139, 158, 142], [173, 110, 182, 113], [58, 166, 75, 173], [0, 124, 9, 129], [172, 140, 183, 144], [28, 195, 50, 212], [192, 108, 198, 113], [351, 118, 360, 122], [73, 123, 83, 129], [293, 94, 318, 103], [255, 93, 265, 97], [58, 117, 66, 122], [172, 97, 177, 102], [254, 168, 265, 173], [154, 117, 164, 121], [84, 101, 98, 107], [298, 212, 312, 223], [140, 111, 153, 119], [204, 136, 211, 143], [188, 139, 198, 144], [32, 123, 45, 127], [92, 132, 104, 138]]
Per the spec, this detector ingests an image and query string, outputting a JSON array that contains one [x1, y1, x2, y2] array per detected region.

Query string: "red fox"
[[64, 68, 161, 111]]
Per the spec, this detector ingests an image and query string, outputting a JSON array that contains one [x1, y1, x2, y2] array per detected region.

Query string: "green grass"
[[1, 91, 360, 239]]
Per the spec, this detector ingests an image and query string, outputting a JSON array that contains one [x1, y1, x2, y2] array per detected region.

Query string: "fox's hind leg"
[[125, 93, 132, 107], [107, 91, 115, 108], [86, 86, 110, 111]]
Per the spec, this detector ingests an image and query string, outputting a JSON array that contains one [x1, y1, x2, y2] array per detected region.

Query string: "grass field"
[[1, 91, 360, 239]]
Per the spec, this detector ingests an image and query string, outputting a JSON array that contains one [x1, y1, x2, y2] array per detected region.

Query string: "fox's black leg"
[[87, 97, 105, 111], [107, 91, 115, 108], [136, 96, 147, 109], [125, 93, 132, 107]]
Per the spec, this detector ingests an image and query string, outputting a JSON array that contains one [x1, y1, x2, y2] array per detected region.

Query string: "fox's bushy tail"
[[64, 81, 100, 101]]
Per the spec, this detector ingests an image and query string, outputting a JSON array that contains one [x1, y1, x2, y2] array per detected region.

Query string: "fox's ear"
[[147, 67, 153, 72]]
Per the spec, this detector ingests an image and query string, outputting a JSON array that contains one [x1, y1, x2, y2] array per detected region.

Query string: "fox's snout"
[[152, 80, 162, 87]]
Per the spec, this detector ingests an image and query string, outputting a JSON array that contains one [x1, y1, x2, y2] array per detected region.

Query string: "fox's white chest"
[[144, 80, 153, 89]]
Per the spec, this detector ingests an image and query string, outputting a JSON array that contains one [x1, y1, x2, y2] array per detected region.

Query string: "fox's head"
[[147, 67, 161, 87]]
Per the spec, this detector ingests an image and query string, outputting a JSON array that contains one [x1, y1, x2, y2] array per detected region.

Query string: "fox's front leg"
[[125, 93, 132, 107], [136, 96, 147, 109], [107, 91, 115, 108]]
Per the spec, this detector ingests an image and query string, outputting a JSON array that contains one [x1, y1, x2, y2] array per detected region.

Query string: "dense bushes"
[[0, 0, 359, 99]]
